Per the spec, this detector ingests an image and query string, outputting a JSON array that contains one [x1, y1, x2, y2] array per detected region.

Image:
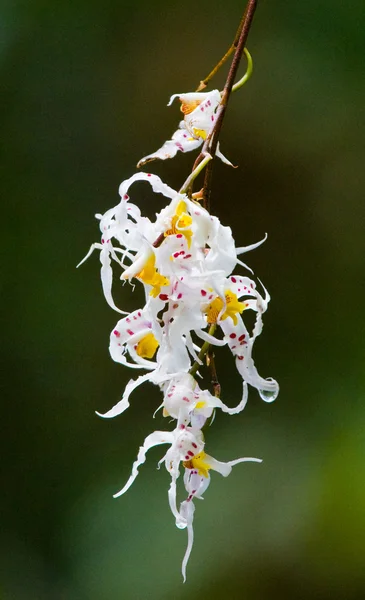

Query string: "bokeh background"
[[2, 0, 365, 598]]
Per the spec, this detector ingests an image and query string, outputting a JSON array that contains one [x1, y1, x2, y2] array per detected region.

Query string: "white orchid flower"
[[176, 450, 262, 581], [199, 275, 279, 400], [78, 172, 178, 312], [162, 373, 248, 428], [137, 90, 232, 167], [109, 306, 161, 370], [112, 425, 205, 519]]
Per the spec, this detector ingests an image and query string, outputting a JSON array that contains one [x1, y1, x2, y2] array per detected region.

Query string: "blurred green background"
[[2, 0, 365, 598]]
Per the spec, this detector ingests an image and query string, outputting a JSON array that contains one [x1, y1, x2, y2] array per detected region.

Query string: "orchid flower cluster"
[[81, 42, 278, 581]]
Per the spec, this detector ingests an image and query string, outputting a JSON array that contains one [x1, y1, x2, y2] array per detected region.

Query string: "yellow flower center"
[[136, 255, 169, 298], [183, 451, 211, 478], [192, 128, 207, 140], [205, 291, 245, 326], [135, 332, 159, 359], [195, 400, 206, 409], [164, 200, 193, 248]]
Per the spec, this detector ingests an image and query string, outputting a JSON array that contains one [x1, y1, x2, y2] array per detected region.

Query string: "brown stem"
[[195, 0, 258, 210], [207, 346, 221, 398]]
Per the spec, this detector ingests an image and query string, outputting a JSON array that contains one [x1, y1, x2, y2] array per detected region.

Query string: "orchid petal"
[[96, 372, 153, 418], [236, 233, 267, 255], [113, 430, 175, 498]]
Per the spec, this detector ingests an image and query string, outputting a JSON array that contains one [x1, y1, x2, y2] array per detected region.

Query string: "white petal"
[[96, 372, 153, 418], [168, 469, 182, 524], [137, 128, 202, 167], [215, 142, 233, 166], [113, 430, 175, 498], [118, 171, 176, 201], [213, 382, 248, 415], [76, 242, 102, 268], [228, 457, 262, 467], [179, 500, 195, 583], [236, 233, 268, 255], [100, 247, 128, 314], [194, 328, 227, 346]]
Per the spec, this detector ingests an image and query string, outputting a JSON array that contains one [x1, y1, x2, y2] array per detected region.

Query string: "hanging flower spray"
[[80, 0, 278, 581]]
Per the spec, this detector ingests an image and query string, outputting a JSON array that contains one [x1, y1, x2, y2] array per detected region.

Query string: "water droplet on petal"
[[258, 379, 279, 402]]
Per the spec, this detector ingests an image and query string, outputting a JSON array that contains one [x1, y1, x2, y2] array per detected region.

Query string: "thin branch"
[[207, 346, 221, 398], [189, 325, 216, 377], [193, 0, 258, 210]]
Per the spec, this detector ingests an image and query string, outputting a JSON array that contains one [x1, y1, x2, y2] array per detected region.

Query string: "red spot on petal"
[[123, 194, 129, 200], [177, 293, 182, 299], [231, 277, 236, 283], [113, 330, 120, 337], [237, 355, 244, 360], [176, 234, 183, 238], [147, 173, 152, 177], [192, 442, 197, 448], [187, 450, 194, 456], [238, 334, 245, 341], [127, 329, 134, 335], [230, 333, 236, 339], [201, 290, 207, 296], [159, 293, 168, 301]]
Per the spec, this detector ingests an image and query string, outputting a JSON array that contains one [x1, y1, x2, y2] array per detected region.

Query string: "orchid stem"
[[191, 0, 258, 211], [179, 154, 212, 195], [189, 325, 216, 377]]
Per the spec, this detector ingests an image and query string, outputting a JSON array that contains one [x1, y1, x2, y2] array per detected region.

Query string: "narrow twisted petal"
[[96, 372, 153, 418], [113, 430, 175, 498]]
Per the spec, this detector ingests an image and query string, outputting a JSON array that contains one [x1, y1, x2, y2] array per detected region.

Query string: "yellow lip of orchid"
[[204, 290, 245, 325], [135, 254, 170, 298], [135, 332, 159, 359], [183, 451, 211, 478], [164, 200, 193, 249]]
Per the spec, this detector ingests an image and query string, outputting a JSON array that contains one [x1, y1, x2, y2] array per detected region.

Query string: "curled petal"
[[194, 328, 226, 346], [137, 128, 202, 167], [113, 430, 175, 498], [96, 372, 153, 418], [118, 171, 177, 202], [212, 381, 248, 415], [179, 500, 195, 583]]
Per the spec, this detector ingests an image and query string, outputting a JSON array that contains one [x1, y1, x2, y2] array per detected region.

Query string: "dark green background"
[[2, 0, 365, 598]]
